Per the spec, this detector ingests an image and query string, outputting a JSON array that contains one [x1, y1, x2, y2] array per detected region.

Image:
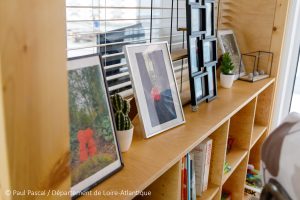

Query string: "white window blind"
[[66, 0, 188, 96]]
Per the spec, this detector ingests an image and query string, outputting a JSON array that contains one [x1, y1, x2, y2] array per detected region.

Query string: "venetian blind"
[[66, 0, 188, 96]]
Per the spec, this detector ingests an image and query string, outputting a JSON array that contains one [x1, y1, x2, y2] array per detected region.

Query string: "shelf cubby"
[[134, 161, 181, 200], [254, 83, 275, 127], [197, 183, 219, 200], [222, 156, 249, 200], [200, 121, 230, 200], [228, 98, 257, 150], [223, 147, 248, 185], [248, 133, 266, 171], [251, 124, 267, 149]]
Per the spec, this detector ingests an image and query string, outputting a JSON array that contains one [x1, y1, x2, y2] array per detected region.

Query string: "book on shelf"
[[190, 153, 196, 200], [191, 138, 213, 196], [181, 156, 187, 200], [187, 153, 191, 200], [181, 153, 197, 200]]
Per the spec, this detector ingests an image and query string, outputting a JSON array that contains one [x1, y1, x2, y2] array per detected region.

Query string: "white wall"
[[272, 0, 300, 129]]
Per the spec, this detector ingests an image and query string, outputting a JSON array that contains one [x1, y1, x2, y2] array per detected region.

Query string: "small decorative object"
[[224, 161, 232, 174], [67, 55, 123, 199], [111, 94, 134, 152], [259, 70, 265, 75], [239, 51, 273, 82], [220, 53, 235, 88], [124, 42, 185, 138], [186, 0, 218, 111], [248, 73, 253, 79], [218, 30, 246, 79], [227, 137, 235, 153], [221, 191, 232, 200]]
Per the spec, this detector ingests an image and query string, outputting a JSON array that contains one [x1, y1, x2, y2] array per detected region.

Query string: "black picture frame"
[[204, 1, 216, 38], [67, 54, 124, 199], [186, 0, 218, 110], [187, 3, 206, 36], [202, 38, 217, 66], [206, 64, 217, 102]]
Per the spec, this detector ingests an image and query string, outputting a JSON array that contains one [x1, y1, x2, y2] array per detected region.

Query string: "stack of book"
[[244, 164, 262, 199], [181, 138, 213, 199]]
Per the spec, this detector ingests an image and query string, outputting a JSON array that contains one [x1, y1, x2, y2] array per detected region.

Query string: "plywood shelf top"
[[222, 148, 248, 185], [79, 78, 275, 200], [250, 124, 267, 148], [251, 125, 267, 149], [171, 49, 188, 61], [197, 183, 219, 200]]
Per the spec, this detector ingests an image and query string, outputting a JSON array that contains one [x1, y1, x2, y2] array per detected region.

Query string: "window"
[[66, 0, 188, 96], [290, 50, 300, 113]]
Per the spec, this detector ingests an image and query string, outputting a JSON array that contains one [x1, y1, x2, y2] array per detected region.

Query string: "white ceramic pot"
[[116, 127, 134, 152], [220, 73, 235, 88]]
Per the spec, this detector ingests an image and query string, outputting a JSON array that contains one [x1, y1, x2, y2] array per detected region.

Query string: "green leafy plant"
[[220, 52, 235, 75], [111, 94, 132, 131]]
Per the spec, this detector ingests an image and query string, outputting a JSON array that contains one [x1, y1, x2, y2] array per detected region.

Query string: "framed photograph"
[[218, 30, 246, 79], [188, 36, 202, 74], [205, 1, 215, 38], [67, 55, 123, 199], [187, 4, 206, 36], [124, 42, 185, 138], [202, 38, 217, 65]]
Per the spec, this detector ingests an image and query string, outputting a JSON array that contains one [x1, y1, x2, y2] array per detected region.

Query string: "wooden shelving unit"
[[0, 0, 290, 199], [78, 78, 275, 200]]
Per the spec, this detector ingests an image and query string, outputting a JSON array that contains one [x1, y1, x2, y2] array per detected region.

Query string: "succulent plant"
[[111, 94, 132, 131]]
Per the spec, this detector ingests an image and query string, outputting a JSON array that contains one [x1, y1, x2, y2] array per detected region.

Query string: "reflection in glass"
[[205, 3, 213, 37], [191, 9, 200, 33], [203, 40, 215, 64], [207, 67, 214, 96], [190, 37, 200, 73], [195, 76, 205, 101]]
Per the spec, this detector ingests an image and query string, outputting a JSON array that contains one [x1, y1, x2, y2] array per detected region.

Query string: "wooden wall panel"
[[0, 59, 11, 200], [218, 0, 277, 54], [0, 1, 70, 199]]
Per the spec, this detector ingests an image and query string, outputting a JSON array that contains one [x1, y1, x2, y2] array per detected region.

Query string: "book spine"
[[183, 156, 187, 200], [181, 157, 186, 200], [202, 139, 212, 191], [193, 144, 205, 196], [187, 153, 191, 200], [190, 153, 196, 200]]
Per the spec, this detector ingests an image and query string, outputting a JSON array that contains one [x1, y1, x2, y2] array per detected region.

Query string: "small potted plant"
[[111, 94, 134, 152], [220, 52, 235, 88]]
